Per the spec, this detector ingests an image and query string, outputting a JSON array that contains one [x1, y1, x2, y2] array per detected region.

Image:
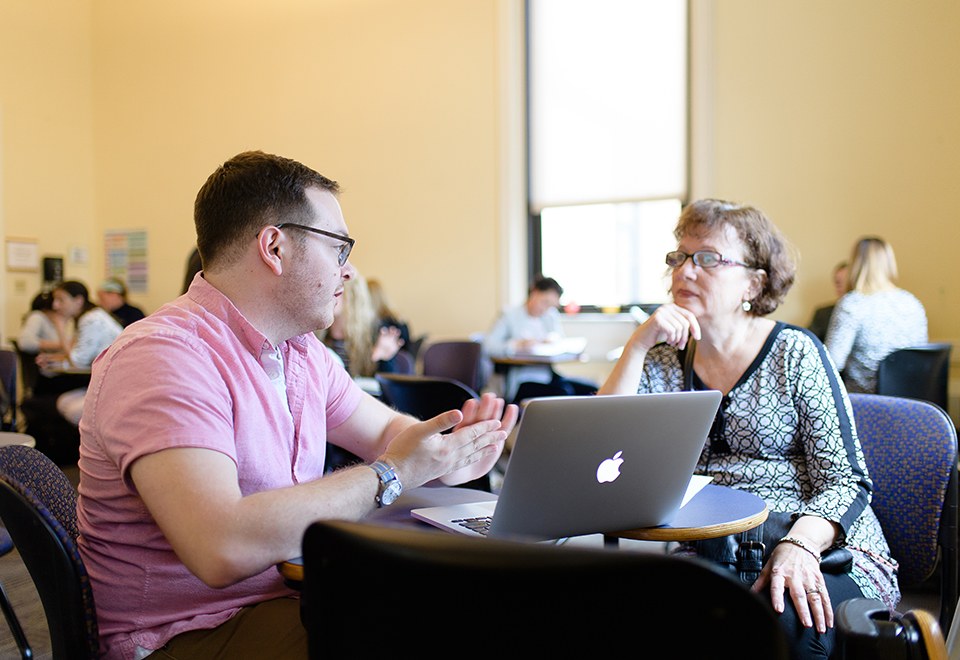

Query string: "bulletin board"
[[105, 230, 148, 293]]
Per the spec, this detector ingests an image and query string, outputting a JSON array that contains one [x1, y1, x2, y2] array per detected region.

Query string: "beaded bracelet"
[[778, 536, 822, 564]]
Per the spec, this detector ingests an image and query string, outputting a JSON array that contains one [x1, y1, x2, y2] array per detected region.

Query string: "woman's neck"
[[693, 315, 776, 394]]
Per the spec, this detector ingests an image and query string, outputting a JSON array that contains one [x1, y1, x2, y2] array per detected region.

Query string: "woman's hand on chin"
[[630, 303, 701, 353]]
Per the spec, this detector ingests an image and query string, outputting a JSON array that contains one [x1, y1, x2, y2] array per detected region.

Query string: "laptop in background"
[[412, 390, 721, 540]]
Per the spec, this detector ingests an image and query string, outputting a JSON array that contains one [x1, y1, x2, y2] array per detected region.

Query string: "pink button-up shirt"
[[77, 275, 363, 660]]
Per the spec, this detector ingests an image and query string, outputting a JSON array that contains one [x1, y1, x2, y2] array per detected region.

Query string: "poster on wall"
[[105, 229, 148, 293], [5, 238, 39, 272]]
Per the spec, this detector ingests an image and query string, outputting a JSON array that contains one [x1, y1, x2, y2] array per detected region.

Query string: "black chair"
[[9, 341, 40, 401], [388, 349, 415, 375], [404, 335, 427, 362], [374, 374, 491, 491], [877, 343, 952, 411], [421, 341, 483, 392], [849, 394, 958, 632], [513, 380, 572, 404], [0, 350, 19, 432], [0, 444, 100, 659], [300, 520, 790, 659], [836, 598, 948, 660], [375, 373, 480, 421]]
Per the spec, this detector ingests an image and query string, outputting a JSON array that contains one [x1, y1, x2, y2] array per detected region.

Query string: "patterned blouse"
[[825, 289, 928, 394], [639, 323, 899, 607]]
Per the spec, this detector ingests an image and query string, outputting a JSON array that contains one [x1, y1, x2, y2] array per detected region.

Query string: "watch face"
[[381, 482, 401, 506]]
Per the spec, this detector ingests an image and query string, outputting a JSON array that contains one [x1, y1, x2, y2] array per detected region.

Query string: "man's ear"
[[257, 226, 286, 276]]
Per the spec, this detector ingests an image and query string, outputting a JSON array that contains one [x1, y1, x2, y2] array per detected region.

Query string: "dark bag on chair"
[[695, 511, 854, 584], [679, 340, 853, 583]]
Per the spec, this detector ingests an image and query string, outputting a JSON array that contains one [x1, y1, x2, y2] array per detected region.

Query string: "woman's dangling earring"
[[741, 300, 752, 312]]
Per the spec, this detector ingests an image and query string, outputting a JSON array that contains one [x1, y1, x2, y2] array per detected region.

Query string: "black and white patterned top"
[[639, 323, 899, 606], [825, 289, 928, 394]]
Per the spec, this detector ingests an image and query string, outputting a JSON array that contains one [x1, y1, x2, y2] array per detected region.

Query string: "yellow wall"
[[1, 1, 958, 349], [711, 1, 960, 344], [0, 0, 98, 337], [2, 0, 505, 342]]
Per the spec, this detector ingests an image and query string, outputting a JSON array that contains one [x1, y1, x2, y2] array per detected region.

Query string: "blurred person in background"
[[825, 237, 927, 393], [807, 261, 848, 343], [96, 277, 146, 327]]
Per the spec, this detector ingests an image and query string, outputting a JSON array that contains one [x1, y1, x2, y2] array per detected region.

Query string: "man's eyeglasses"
[[275, 223, 355, 266], [665, 250, 750, 269]]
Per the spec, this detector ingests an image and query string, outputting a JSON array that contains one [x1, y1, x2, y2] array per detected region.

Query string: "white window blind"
[[528, 0, 688, 212]]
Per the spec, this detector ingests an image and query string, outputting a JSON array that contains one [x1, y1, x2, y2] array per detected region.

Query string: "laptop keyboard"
[[453, 516, 492, 535]]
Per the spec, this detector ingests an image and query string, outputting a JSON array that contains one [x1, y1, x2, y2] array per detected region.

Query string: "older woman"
[[600, 200, 898, 659], [825, 237, 927, 393]]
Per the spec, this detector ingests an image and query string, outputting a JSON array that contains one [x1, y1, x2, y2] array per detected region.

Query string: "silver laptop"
[[412, 390, 722, 540]]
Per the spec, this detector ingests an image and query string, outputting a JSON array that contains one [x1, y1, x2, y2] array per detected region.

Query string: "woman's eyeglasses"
[[665, 250, 750, 269]]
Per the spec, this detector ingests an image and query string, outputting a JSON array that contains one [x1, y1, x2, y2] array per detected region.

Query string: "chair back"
[[421, 341, 483, 392], [301, 520, 790, 659], [877, 343, 952, 411], [390, 349, 415, 375], [849, 393, 958, 631], [9, 340, 40, 401], [0, 349, 18, 431], [404, 335, 427, 362], [0, 444, 99, 659], [375, 374, 479, 421]]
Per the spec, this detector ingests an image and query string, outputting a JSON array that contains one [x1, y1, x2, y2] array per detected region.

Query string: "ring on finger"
[[805, 587, 822, 595]]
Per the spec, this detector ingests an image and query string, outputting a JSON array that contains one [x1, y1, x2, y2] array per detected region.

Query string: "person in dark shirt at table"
[[96, 278, 146, 327], [76, 150, 517, 660]]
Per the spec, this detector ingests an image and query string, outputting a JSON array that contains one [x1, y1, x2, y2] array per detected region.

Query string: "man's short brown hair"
[[194, 151, 339, 271]]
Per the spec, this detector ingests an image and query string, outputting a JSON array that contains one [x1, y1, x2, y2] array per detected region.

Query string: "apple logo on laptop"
[[596, 451, 624, 483]]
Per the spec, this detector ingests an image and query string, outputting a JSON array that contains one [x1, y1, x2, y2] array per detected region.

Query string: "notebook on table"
[[412, 390, 722, 541]]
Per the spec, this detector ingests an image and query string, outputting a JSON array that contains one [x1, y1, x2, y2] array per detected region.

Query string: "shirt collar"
[[185, 272, 311, 357]]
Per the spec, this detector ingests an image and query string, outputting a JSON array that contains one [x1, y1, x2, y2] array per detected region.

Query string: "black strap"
[[680, 338, 696, 392], [735, 523, 766, 584]]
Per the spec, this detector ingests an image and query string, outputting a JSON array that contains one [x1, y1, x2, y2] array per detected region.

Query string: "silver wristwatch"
[[371, 460, 402, 508]]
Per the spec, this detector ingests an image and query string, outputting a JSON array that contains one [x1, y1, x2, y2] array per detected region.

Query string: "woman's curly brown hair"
[[674, 199, 796, 316]]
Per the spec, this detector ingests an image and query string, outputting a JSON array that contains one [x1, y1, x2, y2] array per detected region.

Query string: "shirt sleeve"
[[791, 332, 871, 535], [70, 310, 122, 367], [16, 312, 46, 352], [824, 294, 858, 372]]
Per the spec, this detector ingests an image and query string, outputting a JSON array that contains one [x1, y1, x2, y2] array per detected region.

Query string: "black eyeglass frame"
[[665, 250, 751, 269], [273, 223, 355, 266]]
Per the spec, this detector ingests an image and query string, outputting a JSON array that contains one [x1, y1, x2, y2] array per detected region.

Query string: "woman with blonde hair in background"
[[321, 271, 404, 378], [367, 278, 411, 348], [825, 237, 927, 393]]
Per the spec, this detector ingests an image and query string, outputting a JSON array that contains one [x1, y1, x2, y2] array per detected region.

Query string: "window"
[[527, 0, 689, 308]]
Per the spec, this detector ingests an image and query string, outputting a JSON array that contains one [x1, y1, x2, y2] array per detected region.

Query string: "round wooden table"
[[608, 484, 769, 542]]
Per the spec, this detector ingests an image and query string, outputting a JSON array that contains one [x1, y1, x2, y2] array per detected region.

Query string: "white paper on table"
[[519, 336, 588, 357], [680, 474, 713, 508]]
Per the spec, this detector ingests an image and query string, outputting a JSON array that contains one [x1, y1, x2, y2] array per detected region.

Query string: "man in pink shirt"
[[76, 151, 518, 660]]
